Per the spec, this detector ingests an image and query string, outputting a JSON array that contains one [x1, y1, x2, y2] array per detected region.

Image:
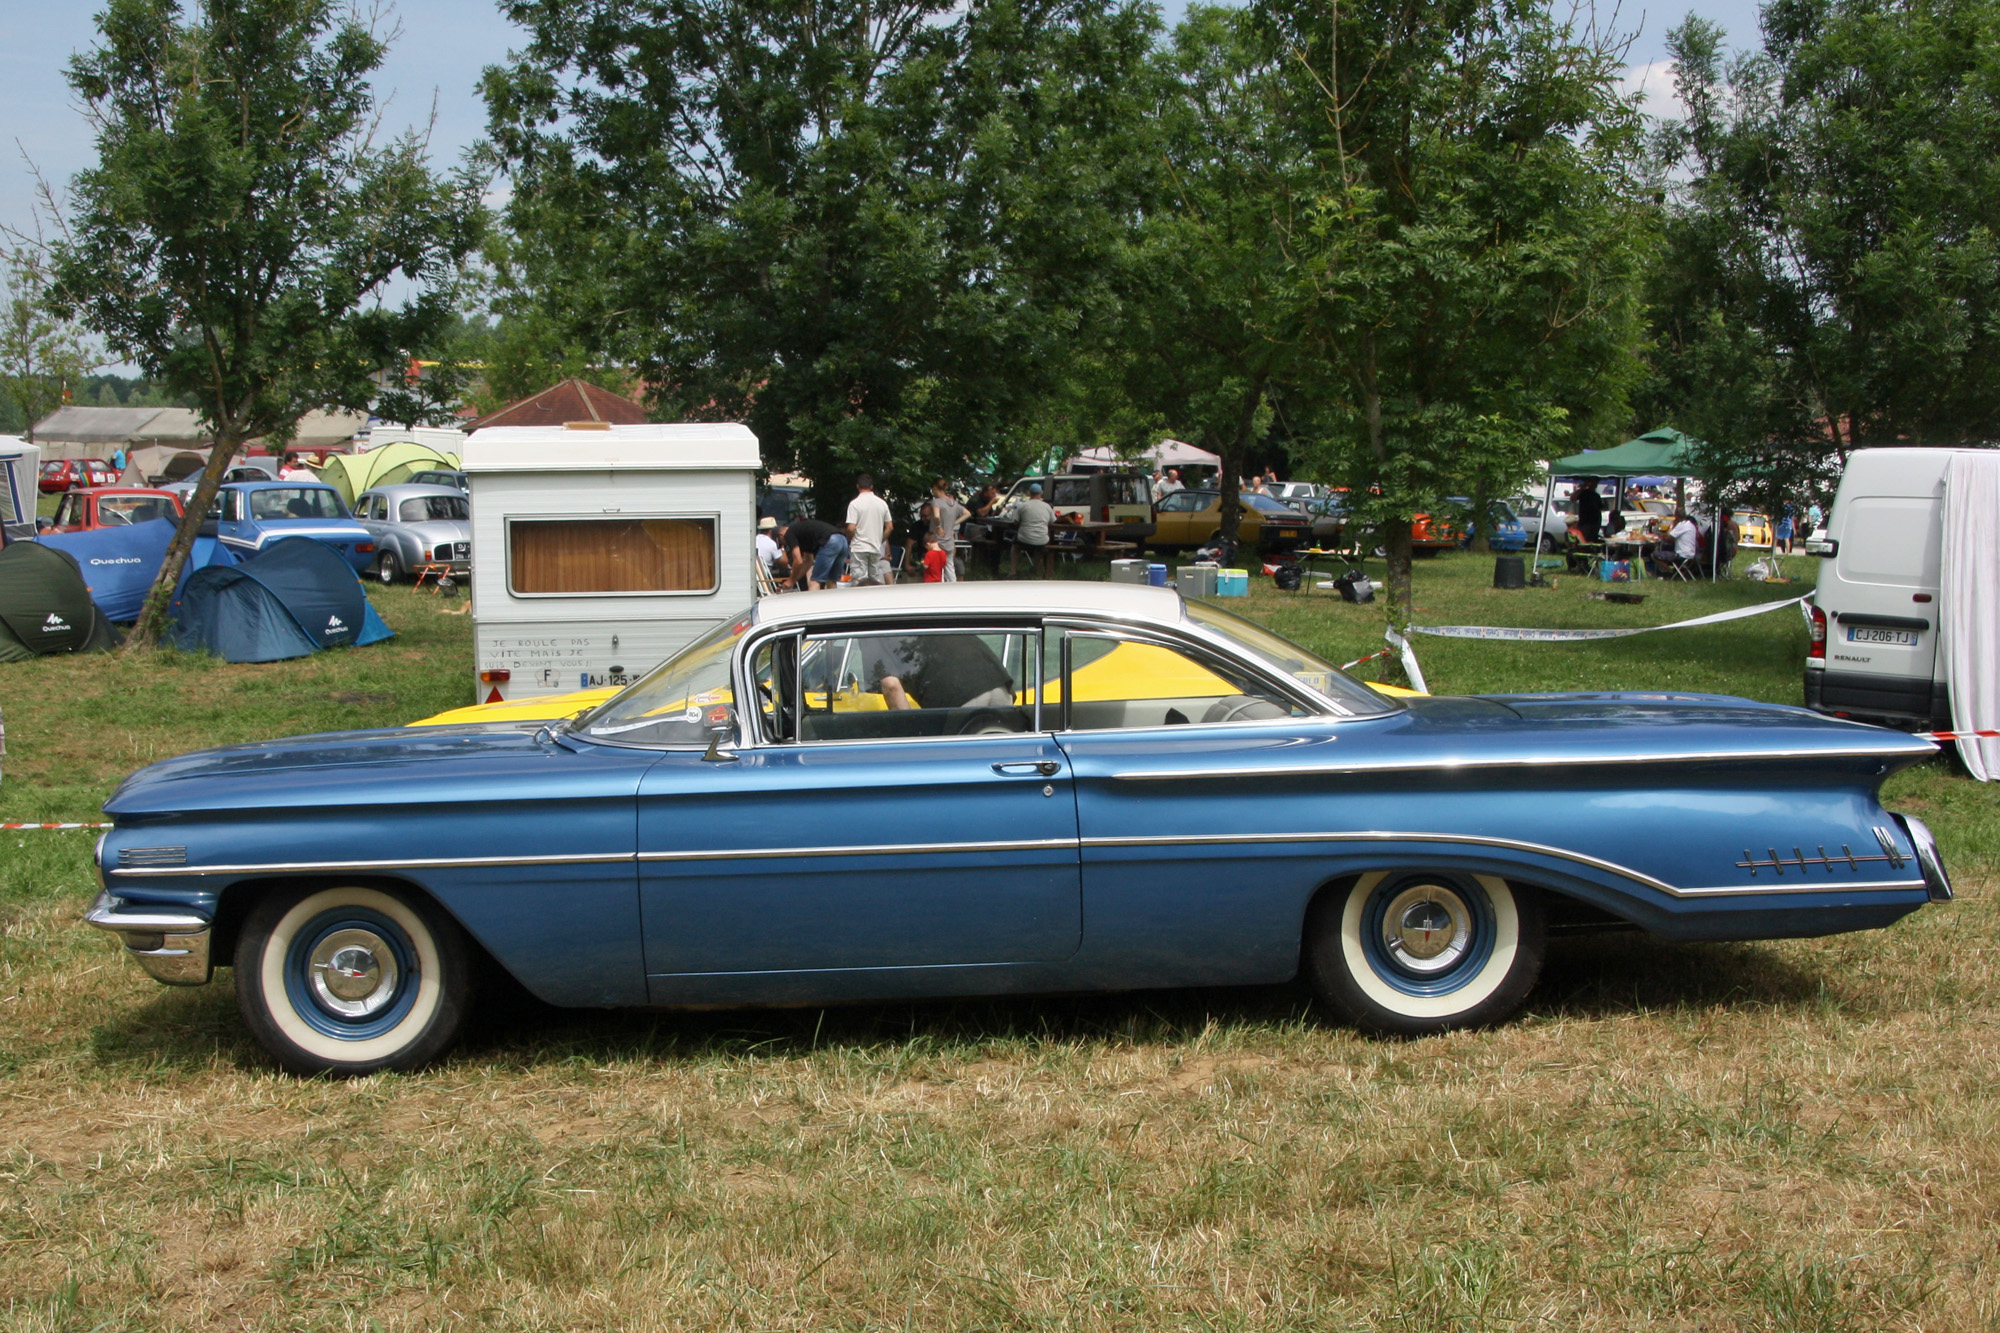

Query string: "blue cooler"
[[1147, 563, 1168, 587], [1216, 568, 1249, 597]]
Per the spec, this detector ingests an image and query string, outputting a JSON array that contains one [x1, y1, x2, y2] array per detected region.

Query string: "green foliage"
[[0, 245, 99, 442], [1640, 1, 2000, 506], [1269, 0, 1651, 631], [483, 0, 1159, 510], [51, 0, 485, 645]]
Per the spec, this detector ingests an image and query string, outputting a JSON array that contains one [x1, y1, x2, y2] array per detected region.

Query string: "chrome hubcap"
[[308, 928, 399, 1017], [1381, 883, 1473, 974]]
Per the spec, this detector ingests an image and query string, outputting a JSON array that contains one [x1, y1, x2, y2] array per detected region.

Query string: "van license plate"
[[1847, 626, 1918, 646]]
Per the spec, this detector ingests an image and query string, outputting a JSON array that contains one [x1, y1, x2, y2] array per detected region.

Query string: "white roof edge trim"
[[462, 422, 761, 472]]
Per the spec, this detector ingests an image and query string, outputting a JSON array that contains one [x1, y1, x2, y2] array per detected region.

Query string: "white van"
[[1803, 448, 1987, 729]]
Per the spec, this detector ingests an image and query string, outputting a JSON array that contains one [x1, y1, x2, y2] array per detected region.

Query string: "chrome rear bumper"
[[84, 891, 213, 985], [1893, 814, 1954, 903]]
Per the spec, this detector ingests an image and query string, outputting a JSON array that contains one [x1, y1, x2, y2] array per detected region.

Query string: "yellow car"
[[1735, 510, 1773, 549], [409, 640, 1419, 727]]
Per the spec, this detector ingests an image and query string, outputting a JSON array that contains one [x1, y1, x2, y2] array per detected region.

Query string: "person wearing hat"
[[755, 515, 786, 588], [1010, 481, 1056, 578]]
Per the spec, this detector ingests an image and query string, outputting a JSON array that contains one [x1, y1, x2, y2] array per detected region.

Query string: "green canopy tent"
[[317, 442, 462, 508], [1544, 427, 1726, 578]]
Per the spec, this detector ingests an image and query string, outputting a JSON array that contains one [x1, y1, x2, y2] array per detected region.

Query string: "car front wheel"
[[376, 550, 401, 584], [235, 884, 473, 1075], [1304, 870, 1544, 1036]]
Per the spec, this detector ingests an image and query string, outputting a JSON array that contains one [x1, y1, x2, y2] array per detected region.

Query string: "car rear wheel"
[[235, 884, 473, 1075], [376, 550, 401, 584], [1305, 870, 1544, 1036]]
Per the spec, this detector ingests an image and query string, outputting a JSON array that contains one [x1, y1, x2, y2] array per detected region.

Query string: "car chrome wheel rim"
[[283, 906, 421, 1040], [1359, 874, 1497, 996]]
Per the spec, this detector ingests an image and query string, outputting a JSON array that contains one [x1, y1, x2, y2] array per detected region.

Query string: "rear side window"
[[1051, 479, 1091, 506], [1836, 497, 1939, 587], [1104, 475, 1149, 505]]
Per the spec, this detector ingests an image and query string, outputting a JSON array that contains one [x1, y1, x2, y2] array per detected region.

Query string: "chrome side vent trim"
[[118, 846, 188, 868]]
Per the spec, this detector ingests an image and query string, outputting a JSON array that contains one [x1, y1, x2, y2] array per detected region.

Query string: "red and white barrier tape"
[[1341, 649, 1391, 670], [1920, 730, 2000, 742], [2, 822, 112, 831]]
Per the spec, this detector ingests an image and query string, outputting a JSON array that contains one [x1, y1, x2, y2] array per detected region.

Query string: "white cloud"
[[1621, 59, 1688, 120]]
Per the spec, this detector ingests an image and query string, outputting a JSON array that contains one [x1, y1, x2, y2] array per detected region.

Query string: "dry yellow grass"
[[3, 569, 1998, 1329]]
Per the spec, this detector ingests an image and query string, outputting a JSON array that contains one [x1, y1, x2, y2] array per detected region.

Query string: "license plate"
[[1847, 626, 1918, 646]]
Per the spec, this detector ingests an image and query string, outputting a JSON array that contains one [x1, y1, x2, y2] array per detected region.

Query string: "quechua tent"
[[0, 541, 119, 661], [39, 518, 237, 622], [171, 536, 393, 663], [317, 442, 461, 507]]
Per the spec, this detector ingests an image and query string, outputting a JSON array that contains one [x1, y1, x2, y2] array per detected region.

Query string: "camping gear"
[[1110, 558, 1149, 584], [1493, 555, 1526, 589], [171, 537, 393, 663], [317, 441, 463, 507], [1146, 563, 1168, 587], [39, 518, 237, 622], [1597, 559, 1632, 582], [1272, 563, 1304, 592], [0, 541, 119, 661], [1176, 565, 1219, 599], [1216, 569, 1248, 597]]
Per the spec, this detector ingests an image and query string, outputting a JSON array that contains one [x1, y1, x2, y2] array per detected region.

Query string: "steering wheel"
[[955, 709, 1028, 736], [1200, 694, 1287, 724]]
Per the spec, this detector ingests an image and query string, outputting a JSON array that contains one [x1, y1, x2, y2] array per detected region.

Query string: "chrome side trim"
[[1076, 831, 1925, 899], [1107, 743, 1936, 781], [107, 839, 1078, 878], [640, 837, 1075, 864], [108, 851, 634, 878]]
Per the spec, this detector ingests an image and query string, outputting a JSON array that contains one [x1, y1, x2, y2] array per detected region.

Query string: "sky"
[[2, 0, 1764, 286]]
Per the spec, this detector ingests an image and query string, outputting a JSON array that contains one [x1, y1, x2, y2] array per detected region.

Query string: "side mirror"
[[700, 704, 739, 763]]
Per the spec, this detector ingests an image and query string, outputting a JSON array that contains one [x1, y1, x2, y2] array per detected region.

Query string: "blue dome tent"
[[171, 536, 394, 662], [39, 517, 237, 623]]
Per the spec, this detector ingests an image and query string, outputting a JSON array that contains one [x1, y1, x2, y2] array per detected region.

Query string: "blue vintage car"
[[202, 479, 378, 572], [85, 583, 1951, 1074]]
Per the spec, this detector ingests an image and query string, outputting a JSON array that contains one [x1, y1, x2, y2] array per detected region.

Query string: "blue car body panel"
[[96, 590, 1944, 1014], [209, 480, 376, 573]]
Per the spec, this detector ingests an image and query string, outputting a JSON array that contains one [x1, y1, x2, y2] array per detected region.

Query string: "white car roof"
[[751, 580, 1183, 629]]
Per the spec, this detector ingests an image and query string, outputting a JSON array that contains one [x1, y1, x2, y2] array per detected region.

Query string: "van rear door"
[[1812, 453, 1946, 724]]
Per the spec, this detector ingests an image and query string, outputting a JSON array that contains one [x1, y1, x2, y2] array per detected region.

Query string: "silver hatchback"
[[355, 483, 471, 583]]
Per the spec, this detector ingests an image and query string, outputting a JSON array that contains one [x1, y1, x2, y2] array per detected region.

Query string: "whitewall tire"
[[1305, 870, 1545, 1036], [235, 884, 473, 1075]]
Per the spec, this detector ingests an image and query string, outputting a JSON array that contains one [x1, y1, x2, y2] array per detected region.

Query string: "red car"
[[43, 487, 184, 533], [38, 459, 120, 493]]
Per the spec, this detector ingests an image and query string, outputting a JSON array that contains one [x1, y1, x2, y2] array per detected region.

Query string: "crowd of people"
[[756, 474, 1018, 591]]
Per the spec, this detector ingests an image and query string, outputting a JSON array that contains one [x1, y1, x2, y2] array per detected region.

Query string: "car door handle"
[[993, 761, 1061, 777]]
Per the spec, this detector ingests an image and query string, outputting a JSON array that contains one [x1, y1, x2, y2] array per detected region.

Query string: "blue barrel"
[[1147, 563, 1168, 586]]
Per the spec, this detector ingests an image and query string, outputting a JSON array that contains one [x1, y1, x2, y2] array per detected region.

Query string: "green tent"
[[0, 541, 119, 662], [318, 442, 462, 507], [1553, 427, 1702, 478]]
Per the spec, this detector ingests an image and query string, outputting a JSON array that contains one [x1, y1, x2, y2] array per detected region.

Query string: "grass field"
[[2, 553, 1996, 1330]]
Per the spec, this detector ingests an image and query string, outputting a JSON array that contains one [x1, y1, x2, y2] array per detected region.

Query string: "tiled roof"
[[467, 378, 649, 431]]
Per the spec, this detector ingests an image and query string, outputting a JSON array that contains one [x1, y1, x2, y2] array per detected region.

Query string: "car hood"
[[104, 723, 558, 815]]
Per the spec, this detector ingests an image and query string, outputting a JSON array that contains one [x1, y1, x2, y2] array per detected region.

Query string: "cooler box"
[[1216, 568, 1249, 597], [1147, 563, 1168, 587], [1110, 559, 1150, 585], [1175, 565, 1219, 598]]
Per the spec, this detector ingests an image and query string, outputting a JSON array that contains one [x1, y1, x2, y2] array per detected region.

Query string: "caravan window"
[[507, 516, 719, 596]]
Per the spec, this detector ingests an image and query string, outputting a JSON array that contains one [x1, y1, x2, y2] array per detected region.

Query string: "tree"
[[1273, 0, 1650, 643], [53, 0, 483, 647], [1638, 3, 2000, 510], [484, 0, 1158, 512], [0, 245, 99, 442]]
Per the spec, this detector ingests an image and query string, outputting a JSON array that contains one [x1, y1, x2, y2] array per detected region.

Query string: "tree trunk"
[[124, 428, 244, 651], [1358, 330, 1414, 685], [1468, 473, 1493, 555], [1214, 383, 1262, 557]]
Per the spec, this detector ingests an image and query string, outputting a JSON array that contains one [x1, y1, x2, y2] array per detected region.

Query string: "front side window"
[[250, 487, 347, 521], [794, 630, 1037, 742], [1158, 491, 1210, 513], [576, 611, 752, 746], [508, 516, 718, 596], [1183, 600, 1396, 717], [1049, 632, 1301, 730]]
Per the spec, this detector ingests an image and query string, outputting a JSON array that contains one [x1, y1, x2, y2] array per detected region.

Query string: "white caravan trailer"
[[463, 421, 761, 704], [0, 436, 40, 543]]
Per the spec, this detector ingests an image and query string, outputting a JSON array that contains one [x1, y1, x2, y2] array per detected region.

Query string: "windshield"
[[99, 495, 178, 525], [401, 495, 469, 522], [249, 487, 348, 520], [1243, 493, 1299, 514], [1183, 601, 1398, 717], [575, 609, 755, 745]]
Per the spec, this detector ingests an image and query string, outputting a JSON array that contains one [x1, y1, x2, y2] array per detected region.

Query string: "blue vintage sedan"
[[86, 583, 1951, 1074], [203, 479, 378, 572]]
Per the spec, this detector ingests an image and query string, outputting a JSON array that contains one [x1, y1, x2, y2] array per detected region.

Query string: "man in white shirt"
[[1156, 468, 1184, 497], [845, 475, 894, 585], [1654, 510, 1699, 575], [755, 516, 786, 587], [1010, 482, 1056, 578], [278, 453, 316, 481]]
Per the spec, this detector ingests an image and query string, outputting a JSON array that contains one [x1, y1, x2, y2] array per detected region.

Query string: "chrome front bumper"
[[84, 891, 213, 985]]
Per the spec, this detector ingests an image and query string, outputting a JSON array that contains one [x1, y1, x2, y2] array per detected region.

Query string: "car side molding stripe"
[[1106, 743, 1935, 781], [1077, 831, 1925, 899], [637, 837, 1075, 863]]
